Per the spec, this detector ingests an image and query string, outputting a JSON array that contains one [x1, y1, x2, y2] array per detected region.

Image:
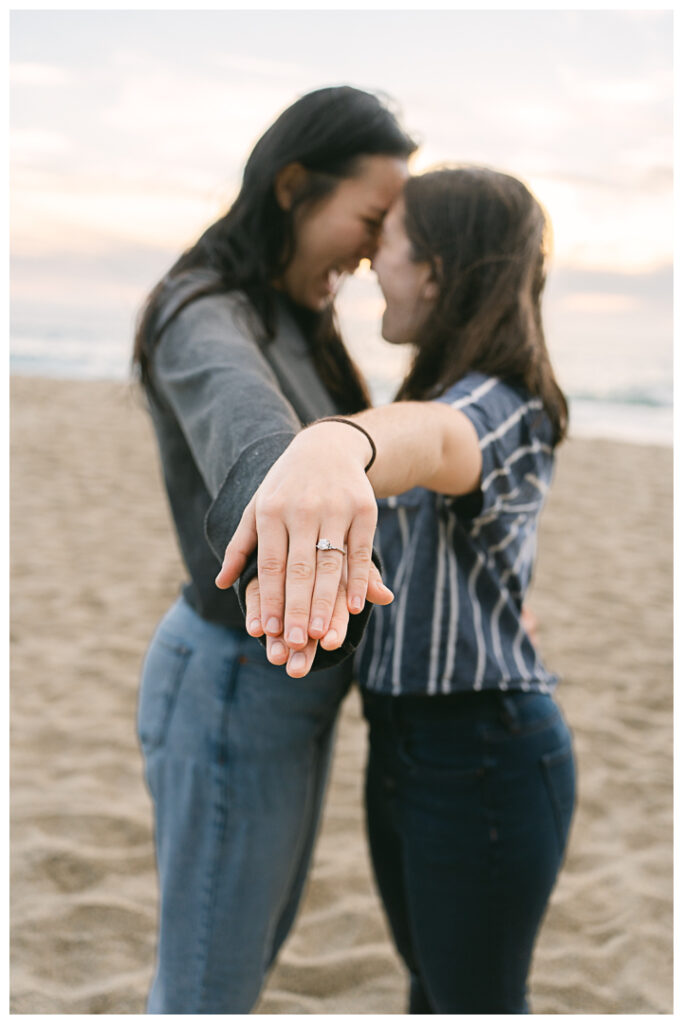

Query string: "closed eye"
[[363, 217, 383, 233]]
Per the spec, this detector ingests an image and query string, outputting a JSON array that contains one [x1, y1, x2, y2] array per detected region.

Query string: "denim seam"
[[540, 744, 575, 862], [139, 640, 193, 753], [194, 652, 242, 1011], [215, 646, 242, 764]]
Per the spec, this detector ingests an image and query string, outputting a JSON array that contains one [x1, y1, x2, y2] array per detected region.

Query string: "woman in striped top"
[[219, 166, 576, 1013]]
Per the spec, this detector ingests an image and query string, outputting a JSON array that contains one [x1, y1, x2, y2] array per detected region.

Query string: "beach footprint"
[[39, 849, 106, 894]]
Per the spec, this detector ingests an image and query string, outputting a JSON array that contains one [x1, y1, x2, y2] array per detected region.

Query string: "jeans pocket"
[[540, 741, 576, 860], [138, 634, 193, 754]]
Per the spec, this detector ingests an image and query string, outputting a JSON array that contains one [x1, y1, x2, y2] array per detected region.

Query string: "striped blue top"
[[357, 372, 559, 697]]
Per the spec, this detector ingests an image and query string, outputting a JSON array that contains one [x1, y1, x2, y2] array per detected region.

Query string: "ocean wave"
[[568, 386, 672, 409]]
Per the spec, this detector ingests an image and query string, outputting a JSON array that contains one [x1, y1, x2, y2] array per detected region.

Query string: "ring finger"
[[308, 527, 348, 639]]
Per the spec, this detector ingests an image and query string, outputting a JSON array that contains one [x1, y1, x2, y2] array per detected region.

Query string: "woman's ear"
[[422, 257, 442, 302], [423, 278, 440, 302], [274, 162, 308, 211]]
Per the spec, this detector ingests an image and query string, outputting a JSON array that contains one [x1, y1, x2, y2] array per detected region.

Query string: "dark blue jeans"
[[362, 688, 576, 1014]]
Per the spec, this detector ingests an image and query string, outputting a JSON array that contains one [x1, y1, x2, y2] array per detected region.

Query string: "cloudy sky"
[[10, 8, 673, 402]]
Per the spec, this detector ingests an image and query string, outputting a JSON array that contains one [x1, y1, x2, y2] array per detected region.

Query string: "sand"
[[10, 376, 673, 1014]]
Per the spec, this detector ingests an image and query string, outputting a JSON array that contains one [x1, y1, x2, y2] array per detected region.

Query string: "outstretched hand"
[[215, 422, 394, 676]]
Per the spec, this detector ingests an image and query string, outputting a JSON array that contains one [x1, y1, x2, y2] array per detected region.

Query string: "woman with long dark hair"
[[220, 166, 576, 1012], [133, 86, 415, 1013]]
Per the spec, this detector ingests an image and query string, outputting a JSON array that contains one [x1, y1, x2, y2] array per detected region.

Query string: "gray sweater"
[[146, 269, 373, 667]]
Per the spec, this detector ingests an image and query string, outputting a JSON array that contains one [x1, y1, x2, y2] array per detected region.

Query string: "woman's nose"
[[360, 221, 384, 261]]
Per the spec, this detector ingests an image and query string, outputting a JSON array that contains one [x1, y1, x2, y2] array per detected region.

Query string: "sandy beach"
[[10, 376, 673, 1014]]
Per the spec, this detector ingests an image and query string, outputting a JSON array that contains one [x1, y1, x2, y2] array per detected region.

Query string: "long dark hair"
[[396, 166, 568, 444], [133, 85, 417, 412]]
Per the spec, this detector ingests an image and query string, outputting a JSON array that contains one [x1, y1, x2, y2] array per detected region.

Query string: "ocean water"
[[10, 270, 673, 448]]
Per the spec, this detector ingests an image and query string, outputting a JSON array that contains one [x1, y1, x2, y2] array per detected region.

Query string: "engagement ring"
[[316, 538, 346, 555]]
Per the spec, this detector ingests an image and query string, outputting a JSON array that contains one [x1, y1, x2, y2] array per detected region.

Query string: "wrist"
[[301, 420, 370, 469], [309, 416, 376, 471]]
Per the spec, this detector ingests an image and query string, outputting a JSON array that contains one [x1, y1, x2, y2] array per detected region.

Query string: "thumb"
[[215, 499, 258, 589], [366, 564, 394, 606]]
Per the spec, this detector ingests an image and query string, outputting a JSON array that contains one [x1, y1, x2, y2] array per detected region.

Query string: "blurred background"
[[10, 8, 672, 444], [9, 11, 674, 1012]]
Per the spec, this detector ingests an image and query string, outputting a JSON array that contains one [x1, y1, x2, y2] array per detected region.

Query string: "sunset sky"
[[10, 8, 673, 406]]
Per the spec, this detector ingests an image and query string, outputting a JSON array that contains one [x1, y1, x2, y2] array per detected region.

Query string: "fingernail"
[[289, 652, 306, 673], [270, 641, 286, 659], [249, 618, 261, 634], [350, 596, 363, 613], [287, 627, 305, 645], [265, 617, 280, 634], [310, 618, 324, 635]]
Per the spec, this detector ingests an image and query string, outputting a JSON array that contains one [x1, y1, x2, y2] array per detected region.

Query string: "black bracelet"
[[313, 416, 377, 472]]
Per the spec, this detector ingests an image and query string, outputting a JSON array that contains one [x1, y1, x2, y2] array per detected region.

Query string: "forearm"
[[308, 402, 482, 498], [359, 403, 456, 497]]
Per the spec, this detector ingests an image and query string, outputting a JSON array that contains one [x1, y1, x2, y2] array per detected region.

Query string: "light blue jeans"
[[137, 595, 351, 1013]]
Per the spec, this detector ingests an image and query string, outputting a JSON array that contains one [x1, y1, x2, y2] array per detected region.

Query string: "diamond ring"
[[316, 538, 346, 555]]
